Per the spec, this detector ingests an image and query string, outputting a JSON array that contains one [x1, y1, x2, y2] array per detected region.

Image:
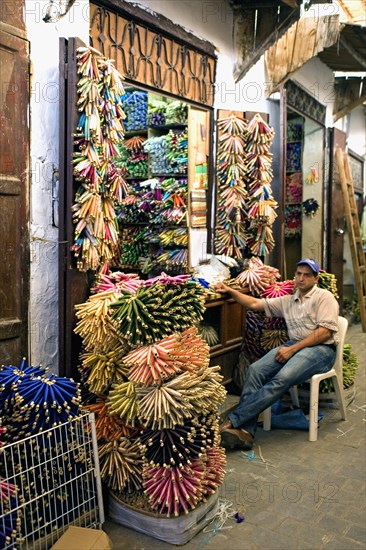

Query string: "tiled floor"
[[104, 321, 366, 549]]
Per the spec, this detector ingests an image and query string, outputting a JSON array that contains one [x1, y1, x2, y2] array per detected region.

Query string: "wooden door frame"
[[0, 28, 30, 364], [327, 127, 347, 309]]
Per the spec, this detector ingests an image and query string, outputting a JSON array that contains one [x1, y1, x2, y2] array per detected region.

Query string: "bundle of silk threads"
[[214, 113, 277, 259], [77, 272, 227, 517], [71, 47, 128, 271]]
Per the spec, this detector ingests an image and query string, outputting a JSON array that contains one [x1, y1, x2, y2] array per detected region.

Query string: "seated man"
[[215, 259, 339, 450]]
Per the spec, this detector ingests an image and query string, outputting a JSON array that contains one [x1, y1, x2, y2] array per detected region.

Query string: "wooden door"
[[59, 37, 90, 377], [0, 26, 29, 364], [327, 128, 347, 309]]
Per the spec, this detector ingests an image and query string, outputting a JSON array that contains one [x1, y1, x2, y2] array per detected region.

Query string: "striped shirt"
[[262, 285, 339, 344]]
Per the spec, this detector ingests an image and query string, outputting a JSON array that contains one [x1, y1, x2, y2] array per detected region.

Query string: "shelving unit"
[[204, 293, 247, 386], [116, 89, 209, 275], [285, 115, 305, 277]]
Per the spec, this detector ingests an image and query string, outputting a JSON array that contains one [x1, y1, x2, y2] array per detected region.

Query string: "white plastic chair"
[[262, 316, 348, 441]]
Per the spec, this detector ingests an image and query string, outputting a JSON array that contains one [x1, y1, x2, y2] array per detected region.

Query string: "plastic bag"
[[269, 400, 323, 430], [193, 255, 230, 284]]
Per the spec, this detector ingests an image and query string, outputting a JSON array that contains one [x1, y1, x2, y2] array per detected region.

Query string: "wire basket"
[[0, 413, 104, 549]]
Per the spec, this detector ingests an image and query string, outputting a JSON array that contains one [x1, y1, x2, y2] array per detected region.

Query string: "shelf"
[[151, 173, 188, 178], [148, 123, 187, 130], [120, 222, 149, 226], [124, 129, 148, 136], [210, 341, 242, 358], [118, 87, 209, 277]]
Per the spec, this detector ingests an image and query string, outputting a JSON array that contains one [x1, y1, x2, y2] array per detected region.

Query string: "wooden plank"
[[265, 15, 342, 95], [217, 109, 245, 121], [59, 37, 91, 377], [0, 27, 29, 365], [92, 0, 216, 56], [327, 128, 346, 309], [333, 78, 366, 122], [343, 153, 366, 275], [336, 148, 366, 331], [234, 5, 300, 82]]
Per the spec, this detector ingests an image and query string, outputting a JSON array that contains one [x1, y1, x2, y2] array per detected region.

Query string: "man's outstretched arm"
[[215, 282, 265, 311]]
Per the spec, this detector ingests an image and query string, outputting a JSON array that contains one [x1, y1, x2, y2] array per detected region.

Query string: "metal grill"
[[0, 413, 104, 549]]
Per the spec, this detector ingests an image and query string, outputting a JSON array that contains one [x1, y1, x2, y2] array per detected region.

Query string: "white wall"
[[130, 0, 268, 113], [26, 1, 89, 370], [347, 105, 366, 163]]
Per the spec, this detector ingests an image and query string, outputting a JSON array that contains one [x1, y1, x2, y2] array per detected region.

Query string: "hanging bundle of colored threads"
[[124, 327, 209, 386], [241, 310, 267, 363], [243, 114, 277, 256], [92, 269, 142, 294], [98, 437, 144, 492], [197, 322, 220, 347], [305, 167, 319, 185], [71, 47, 127, 271], [0, 359, 47, 412], [215, 114, 248, 259], [80, 345, 129, 394]]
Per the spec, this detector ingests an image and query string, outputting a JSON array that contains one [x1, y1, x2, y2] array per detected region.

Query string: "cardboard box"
[[50, 526, 113, 550]]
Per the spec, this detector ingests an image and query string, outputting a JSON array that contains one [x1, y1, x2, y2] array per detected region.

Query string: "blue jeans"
[[228, 341, 336, 436]]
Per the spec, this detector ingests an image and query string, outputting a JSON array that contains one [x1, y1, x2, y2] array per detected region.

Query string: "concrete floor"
[[103, 321, 366, 549]]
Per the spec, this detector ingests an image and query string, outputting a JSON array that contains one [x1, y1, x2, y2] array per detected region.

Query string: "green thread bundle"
[[110, 282, 206, 345]]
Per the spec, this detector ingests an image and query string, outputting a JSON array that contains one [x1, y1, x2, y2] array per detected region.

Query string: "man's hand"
[[275, 346, 296, 364], [215, 282, 231, 294]]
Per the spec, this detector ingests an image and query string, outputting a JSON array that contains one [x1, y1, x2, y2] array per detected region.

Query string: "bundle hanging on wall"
[[214, 113, 277, 259], [244, 114, 277, 256], [214, 114, 248, 259], [71, 47, 128, 271], [302, 198, 319, 217]]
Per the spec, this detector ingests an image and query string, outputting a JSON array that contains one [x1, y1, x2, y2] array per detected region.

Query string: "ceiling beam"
[[333, 77, 366, 121], [265, 15, 342, 95], [339, 36, 366, 69], [233, 5, 301, 82], [281, 0, 300, 7]]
